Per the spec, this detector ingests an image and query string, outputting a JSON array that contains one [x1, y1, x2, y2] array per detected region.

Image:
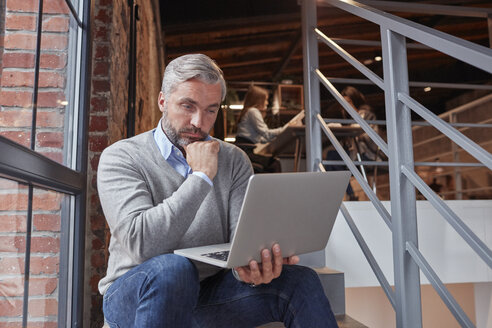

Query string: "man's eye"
[[181, 104, 193, 110]]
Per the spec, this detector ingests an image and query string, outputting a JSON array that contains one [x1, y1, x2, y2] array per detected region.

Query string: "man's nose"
[[190, 112, 203, 129]]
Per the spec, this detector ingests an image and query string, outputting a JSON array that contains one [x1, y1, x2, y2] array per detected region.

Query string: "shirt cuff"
[[192, 171, 213, 186]]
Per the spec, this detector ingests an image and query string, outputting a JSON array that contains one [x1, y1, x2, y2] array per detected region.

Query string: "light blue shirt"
[[153, 119, 213, 186]]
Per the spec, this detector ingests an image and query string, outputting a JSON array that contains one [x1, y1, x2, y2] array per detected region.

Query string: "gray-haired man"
[[97, 54, 338, 327]]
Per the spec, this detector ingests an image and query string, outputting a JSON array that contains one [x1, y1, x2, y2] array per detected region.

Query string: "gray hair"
[[161, 54, 226, 101]]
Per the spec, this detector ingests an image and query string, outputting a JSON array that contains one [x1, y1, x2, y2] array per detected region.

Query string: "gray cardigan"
[[97, 130, 253, 295]]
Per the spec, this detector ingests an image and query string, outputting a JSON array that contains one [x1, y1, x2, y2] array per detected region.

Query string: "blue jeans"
[[103, 254, 338, 328]]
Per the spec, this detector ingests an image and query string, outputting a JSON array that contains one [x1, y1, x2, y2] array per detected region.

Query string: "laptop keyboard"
[[201, 250, 230, 261]]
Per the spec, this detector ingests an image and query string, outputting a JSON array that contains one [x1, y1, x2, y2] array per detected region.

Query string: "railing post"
[[302, 0, 322, 173], [381, 27, 422, 328]]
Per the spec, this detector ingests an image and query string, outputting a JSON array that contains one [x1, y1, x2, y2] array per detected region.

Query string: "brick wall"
[[0, 0, 70, 325], [84, 0, 164, 325], [84, 0, 117, 326]]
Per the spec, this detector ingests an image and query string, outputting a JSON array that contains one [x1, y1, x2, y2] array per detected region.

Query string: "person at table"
[[235, 85, 286, 172], [235, 85, 286, 144]]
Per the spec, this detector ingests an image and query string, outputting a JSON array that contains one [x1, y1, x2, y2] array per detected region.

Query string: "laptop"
[[174, 171, 350, 268]]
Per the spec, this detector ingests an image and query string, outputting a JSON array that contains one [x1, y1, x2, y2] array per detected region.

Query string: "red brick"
[[0, 256, 59, 275], [0, 130, 31, 147], [31, 236, 60, 253], [2, 52, 35, 68], [92, 237, 104, 250], [4, 33, 68, 51], [93, 61, 109, 76], [94, 25, 109, 41], [0, 90, 32, 108], [0, 256, 24, 274], [0, 215, 27, 232], [30, 256, 60, 274], [39, 72, 65, 88], [38, 91, 66, 108], [29, 278, 58, 296], [40, 53, 67, 69], [37, 111, 64, 128], [90, 194, 100, 207], [39, 151, 63, 164], [42, 16, 69, 32], [94, 44, 109, 60], [33, 214, 60, 232], [0, 322, 57, 328], [0, 235, 26, 252], [0, 110, 32, 127], [28, 298, 58, 317], [0, 299, 22, 316], [6, 0, 69, 14], [95, 8, 111, 24], [5, 14, 36, 31], [89, 135, 108, 152], [0, 193, 28, 211], [92, 79, 110, 93], [43, 0, 70, 14], [33, 191, 61, 211], [1, 71, 65, 88], [90, 154, 101, 170], [89, 115, 108, 132], [5, 0, 39, 13], [0, 277, 23, 297], [4, 33, 38, 50], [36, 131, 63, 148], [91, 251, 106, 268], [90, 96, 108, 112], [0, 277, 57, 297]]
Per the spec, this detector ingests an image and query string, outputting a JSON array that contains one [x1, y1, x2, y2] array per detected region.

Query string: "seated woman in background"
[[235, 85, 286, 173], [235, 85, 285, 144]]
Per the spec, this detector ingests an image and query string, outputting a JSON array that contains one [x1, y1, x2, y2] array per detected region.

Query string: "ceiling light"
[[363, 59, 374, 65], [374, 56, 382, 62], [424, 87, 432, 92], [229, 104, 243, 110], [224, 137, 236, 142]]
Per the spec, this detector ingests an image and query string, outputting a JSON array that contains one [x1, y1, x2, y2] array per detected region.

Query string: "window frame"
[[0, 0, 91, 326]]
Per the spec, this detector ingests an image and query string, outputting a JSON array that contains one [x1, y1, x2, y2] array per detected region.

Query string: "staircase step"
[[336, 314, 368, 328], [314, 267, 346, 315]]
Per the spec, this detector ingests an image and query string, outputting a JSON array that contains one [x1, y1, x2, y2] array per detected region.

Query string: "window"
[[0, 0, 90, 326]]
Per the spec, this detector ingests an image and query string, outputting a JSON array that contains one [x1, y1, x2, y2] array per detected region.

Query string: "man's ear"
[[158, 92, 166, 113]]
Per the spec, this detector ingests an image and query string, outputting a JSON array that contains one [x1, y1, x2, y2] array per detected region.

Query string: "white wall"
[[325, 200, 492, 287]]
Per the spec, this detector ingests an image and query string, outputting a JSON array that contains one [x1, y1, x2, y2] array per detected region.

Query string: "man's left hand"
[[234, 243, 299, 286]]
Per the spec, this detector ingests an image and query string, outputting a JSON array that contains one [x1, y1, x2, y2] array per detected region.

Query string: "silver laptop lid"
[[226, 171, 350, 268]]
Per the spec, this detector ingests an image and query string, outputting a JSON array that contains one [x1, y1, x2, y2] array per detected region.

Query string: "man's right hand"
[[184, 140, 220, 181]]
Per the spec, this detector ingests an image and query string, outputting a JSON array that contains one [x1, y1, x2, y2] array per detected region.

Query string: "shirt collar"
[[154, 119, 176, 160]]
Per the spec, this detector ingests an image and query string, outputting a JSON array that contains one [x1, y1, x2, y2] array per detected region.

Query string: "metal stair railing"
[[301, 0, 492, 327]]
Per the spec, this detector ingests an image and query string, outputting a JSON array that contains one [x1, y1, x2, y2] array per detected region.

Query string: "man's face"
[[158, 78, 222, 148]]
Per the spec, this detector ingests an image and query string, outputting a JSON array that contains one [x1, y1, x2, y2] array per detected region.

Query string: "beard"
[[161, 107, 208, 148]]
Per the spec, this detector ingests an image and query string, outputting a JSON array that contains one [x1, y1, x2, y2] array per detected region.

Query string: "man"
[[98, 54, 338, 327]]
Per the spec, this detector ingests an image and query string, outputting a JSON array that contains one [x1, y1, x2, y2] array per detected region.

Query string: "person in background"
[[325, 86, 380, 200], [236, 85, 285, 144], [235, 85, 285, 173], [98, 54, 339, 327]]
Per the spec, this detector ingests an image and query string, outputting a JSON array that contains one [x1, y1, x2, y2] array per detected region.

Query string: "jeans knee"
[[145, 254, 199, 296], [283, 266, 324, 294]]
